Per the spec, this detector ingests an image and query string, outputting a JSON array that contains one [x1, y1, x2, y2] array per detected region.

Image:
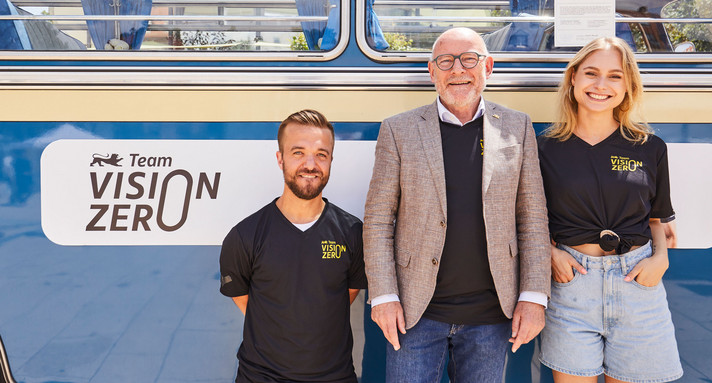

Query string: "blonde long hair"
[[545, 37, 651, 143]]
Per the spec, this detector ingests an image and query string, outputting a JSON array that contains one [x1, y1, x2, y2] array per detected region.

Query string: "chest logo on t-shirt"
[[610, 155, 643, 172], [321, 240, 346, 259], [479, 139, 484, 156]]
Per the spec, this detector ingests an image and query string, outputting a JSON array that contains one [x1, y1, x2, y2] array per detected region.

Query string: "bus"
[[1, 0, 711, 381]]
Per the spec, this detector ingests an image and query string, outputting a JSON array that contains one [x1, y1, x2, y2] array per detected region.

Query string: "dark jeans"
[[386, 317, 511, 383]]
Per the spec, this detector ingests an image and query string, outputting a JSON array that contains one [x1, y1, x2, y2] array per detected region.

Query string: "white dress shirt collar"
[[436, 96, 486, 126]]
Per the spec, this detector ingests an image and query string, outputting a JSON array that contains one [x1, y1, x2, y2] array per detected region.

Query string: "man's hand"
[[509, 301, 545, 353], [371, 301, 406, 350]]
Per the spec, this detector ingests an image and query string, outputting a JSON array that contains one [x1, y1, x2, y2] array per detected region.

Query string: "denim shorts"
[[539, 242, 683, 383]]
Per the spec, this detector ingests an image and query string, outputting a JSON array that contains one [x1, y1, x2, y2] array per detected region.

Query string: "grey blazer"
[[363, 100, 551, 329]]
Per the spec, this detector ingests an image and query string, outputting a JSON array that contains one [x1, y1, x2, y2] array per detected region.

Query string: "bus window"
[[0, 0, 347, 55], [358, 0, 712, 59], [661, 0, 712, 52]]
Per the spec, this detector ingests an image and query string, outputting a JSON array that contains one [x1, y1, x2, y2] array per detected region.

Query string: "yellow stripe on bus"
[[1, 89, 709, 123]]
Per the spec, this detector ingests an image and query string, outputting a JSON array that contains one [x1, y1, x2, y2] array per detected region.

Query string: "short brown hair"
[[277, 109, 334, 152]]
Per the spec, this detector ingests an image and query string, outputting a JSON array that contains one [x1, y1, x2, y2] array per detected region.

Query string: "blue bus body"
[[1, 0, 712, 381]]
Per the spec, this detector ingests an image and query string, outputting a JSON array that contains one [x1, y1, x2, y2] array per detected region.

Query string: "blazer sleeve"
[[515, 116, 552, 298], [363, 118, 402, 301]]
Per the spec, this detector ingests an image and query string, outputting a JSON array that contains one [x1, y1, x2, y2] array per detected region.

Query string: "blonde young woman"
[[537, 37, 683, 383]]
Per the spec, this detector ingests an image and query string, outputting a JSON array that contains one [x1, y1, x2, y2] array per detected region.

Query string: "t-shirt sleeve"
[[219, 227, 252, 297], [650, 139, 675, 220], [347, 221, 368, 290]]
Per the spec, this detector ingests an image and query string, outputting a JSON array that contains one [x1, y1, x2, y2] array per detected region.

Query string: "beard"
[[438, 83, 484, 110], [434, 72, 486, 111], [284, 168, 329, 200]]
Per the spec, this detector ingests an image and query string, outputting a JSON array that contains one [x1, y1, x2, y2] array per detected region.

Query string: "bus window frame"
[[355, 0, 712, 64], [0, 0, 350, 61]]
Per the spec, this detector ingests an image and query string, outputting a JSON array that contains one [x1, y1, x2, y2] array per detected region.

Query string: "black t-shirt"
[[423, 117, 507, 325], [537, 130, 674, 249], [219, 198, 367, 383]]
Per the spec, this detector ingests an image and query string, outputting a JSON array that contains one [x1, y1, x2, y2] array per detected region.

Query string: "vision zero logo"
[[321, 240, 346, 259], [610, 155, 643, 172], [86, 152, 221, 232]]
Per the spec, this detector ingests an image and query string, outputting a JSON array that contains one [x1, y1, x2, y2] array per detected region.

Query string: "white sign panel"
[[555, 0, 615, 47], [667, 143, 712, 249], [41, 139, 375, 246], [40, 140, 712, 249]]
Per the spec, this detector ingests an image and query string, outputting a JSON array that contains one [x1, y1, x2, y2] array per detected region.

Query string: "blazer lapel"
[[418, 102, 447, 217], [482, 101, 503, 196]]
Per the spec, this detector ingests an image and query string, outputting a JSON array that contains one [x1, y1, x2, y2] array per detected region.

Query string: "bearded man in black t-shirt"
[[219, 109, 367, 383]]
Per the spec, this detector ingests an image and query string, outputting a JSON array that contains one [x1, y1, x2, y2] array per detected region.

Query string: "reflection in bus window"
[[662, 0, 712, 52], [366, 0, 712, 54], [0, 0, 342, 51], [365, 0, 388, 50]]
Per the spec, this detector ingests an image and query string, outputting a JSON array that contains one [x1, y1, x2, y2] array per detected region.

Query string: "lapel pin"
[[492, 114, 500, 119]]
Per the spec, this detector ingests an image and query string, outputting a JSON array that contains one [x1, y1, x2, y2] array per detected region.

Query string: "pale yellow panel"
[[484, 91, 712, 123], [0, 90, 435, 122], [1, 89, 708, 123], [641, 93, 712, 123], [482, 92, 712, 124], [483, 91, 558, 122], [0, 89, 555, 122]]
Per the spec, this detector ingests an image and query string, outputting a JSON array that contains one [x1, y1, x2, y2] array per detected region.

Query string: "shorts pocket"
[[630, 279, 661, 291], [552, 269, 582, 288]]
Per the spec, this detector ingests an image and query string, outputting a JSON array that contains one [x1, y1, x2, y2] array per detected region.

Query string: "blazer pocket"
[[498, 143, 521, 152], [494, 144, 523, 174], [508, 238, 519, 257], [394, 246, 412, 267]]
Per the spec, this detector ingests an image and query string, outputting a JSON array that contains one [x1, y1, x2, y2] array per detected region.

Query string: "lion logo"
[[90, 153, 123, 167]]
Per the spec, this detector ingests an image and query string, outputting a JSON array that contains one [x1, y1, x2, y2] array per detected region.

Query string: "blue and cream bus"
[[1, 0, 711, 381]]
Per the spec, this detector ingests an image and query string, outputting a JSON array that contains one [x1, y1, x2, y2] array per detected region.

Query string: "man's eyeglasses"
[[431, 52, 486, 71]]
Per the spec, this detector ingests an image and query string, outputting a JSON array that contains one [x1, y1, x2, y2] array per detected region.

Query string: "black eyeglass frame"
[[431, 51, 487, 71]]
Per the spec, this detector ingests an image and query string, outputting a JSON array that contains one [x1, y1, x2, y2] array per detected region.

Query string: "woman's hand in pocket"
[[551, 245, 586, 283]]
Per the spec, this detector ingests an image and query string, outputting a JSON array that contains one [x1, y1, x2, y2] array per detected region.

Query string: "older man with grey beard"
[[363, 27, 551, 383]]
